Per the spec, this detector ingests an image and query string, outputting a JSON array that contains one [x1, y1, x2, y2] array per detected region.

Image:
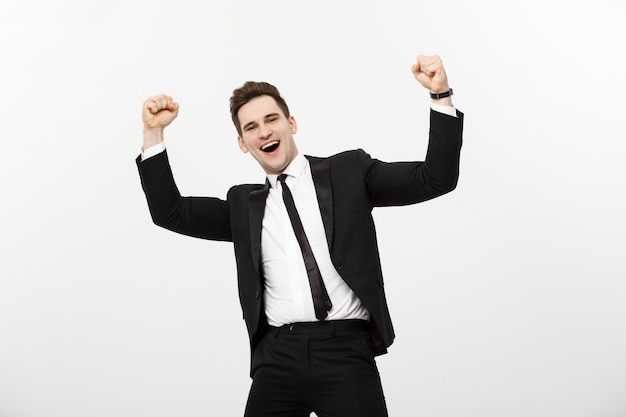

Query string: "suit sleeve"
[[136, 150, 233, 242], [363, 109, 464, 207]]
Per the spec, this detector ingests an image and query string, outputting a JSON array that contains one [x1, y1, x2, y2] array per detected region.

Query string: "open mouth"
[[261, 140, 279, 153]]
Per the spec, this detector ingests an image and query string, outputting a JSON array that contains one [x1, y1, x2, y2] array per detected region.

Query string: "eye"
[[268, 116, 278, 122]]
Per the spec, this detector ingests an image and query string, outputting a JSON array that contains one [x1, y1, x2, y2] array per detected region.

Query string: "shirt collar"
[[267, 153, 308, 188]]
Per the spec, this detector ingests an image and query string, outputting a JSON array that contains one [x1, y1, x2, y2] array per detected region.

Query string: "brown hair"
[[230, 81, 290, 136]]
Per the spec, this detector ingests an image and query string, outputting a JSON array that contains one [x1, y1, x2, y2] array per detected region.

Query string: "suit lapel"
[[308, 156, 334, 250], [249, 181, 270, 273]]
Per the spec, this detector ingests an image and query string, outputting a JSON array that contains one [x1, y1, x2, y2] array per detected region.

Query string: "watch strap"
[[430, 88, 453, 99]]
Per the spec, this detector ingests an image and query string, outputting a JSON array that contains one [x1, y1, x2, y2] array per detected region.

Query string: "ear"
[[289, 116, 297, 134], [237, 136, 249, 153]]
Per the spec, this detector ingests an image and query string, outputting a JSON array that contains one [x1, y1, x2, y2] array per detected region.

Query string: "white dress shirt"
[[262, 154, 369, 325]]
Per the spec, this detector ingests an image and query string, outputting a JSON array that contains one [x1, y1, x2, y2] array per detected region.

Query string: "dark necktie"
[[278, 174, 332, 321]]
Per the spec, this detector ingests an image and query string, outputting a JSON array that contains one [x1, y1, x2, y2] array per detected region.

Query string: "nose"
[[259, 123, 272, 139]]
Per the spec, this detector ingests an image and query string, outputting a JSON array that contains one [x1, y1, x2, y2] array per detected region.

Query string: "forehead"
[[238, 95, 283, 123]]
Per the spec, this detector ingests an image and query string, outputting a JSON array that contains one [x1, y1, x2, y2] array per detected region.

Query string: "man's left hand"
[[411, 55, 450, 94]]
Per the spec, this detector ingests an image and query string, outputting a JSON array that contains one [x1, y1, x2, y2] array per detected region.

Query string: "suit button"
[[255, 290, 260, 299]]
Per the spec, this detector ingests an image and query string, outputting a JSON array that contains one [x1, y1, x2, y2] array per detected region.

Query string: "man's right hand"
[[142, 94, 179, 150]]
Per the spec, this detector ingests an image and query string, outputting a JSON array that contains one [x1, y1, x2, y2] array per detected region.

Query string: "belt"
[[270, 319, 369, 336]]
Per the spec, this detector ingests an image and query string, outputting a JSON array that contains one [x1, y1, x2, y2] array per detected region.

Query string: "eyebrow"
[[242, 112, 281, 131]]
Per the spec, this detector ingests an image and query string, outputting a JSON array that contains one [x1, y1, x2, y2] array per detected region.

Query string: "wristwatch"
[[430, 89, 453, 99]]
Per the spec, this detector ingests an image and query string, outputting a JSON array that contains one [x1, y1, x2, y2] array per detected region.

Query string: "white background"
[[1, 1, 625, 416]]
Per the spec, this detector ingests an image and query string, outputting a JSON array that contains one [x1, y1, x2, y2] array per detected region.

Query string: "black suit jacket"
[[137, 109, 464, 362]]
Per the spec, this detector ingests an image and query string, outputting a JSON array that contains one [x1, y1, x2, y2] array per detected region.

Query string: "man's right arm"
[[137, 95, 233, 242]]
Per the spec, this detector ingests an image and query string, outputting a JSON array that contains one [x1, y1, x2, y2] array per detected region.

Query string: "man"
[[137, 55, 463, 416]]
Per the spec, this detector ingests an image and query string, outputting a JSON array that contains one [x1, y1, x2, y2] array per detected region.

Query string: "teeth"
[[261, 141, 279, 151]]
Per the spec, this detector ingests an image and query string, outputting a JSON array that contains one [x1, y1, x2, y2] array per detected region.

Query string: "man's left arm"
[[365, 55, 463, 206]]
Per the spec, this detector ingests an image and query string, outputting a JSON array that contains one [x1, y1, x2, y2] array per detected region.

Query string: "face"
[[237, 95, 298, 175]]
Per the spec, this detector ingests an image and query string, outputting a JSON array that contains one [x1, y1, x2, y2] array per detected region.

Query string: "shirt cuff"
[[430, 103, 457, 118], [141, 142, 166, 161]]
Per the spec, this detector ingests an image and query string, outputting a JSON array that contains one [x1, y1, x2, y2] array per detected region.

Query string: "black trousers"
[[244, 320, 388, 417]]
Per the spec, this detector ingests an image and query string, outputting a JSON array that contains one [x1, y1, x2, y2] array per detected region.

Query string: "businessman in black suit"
[[137, 55, 463, 417]]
